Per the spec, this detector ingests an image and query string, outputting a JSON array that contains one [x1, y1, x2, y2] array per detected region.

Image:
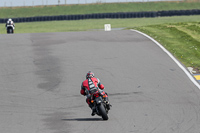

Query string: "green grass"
[[0, 15, 199, 34], [133, 21, 200, 71], [0, 2, 200, 18]]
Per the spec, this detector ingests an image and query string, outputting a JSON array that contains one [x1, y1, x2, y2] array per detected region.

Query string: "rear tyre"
[[98, 103, 108, 120], [7, 28, 13, 34], [9, 29, 12, 34]]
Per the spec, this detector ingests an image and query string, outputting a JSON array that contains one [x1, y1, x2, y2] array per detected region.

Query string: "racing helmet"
[[86, 71, 94, 79], [8, 18, 12, 21]]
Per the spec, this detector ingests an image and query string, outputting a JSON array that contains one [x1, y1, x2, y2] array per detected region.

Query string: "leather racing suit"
[[80, 77, 108, 109]]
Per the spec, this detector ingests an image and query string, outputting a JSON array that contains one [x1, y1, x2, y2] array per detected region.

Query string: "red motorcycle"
[[88, 88, 111, 120]]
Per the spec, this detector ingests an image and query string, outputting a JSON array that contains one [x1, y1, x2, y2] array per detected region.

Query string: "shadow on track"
[[62, 118, 102, 121]]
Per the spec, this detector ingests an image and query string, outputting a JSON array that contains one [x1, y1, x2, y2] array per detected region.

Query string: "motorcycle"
[[6, 22, 14, 34], [87, 88, 111, 120]]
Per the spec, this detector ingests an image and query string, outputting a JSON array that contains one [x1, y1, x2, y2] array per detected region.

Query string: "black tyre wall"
[[0, 9, 199, 23]]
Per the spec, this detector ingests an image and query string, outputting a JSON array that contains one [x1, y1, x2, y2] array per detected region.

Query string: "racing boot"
[[106, 101, 112, 110], [89, 104, 96, 116], [91, 106, 96, 116], [105, 97, 111, 110]]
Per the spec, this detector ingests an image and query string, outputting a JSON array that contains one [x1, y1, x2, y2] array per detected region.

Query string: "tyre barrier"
[[0, 9, 199, 23]]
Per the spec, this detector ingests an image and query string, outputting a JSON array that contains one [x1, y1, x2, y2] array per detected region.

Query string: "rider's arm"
[[80, 84, 86, 96], [99, 83, 104, 90], [97, 78, 104, 90]]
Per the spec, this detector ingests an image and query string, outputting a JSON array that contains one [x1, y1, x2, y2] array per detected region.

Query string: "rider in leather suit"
[[80, 71, 110, 116], [5, 18, 15, 28]]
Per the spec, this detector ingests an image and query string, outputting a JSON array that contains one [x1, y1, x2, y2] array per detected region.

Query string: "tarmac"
[[0, 30, 200, 133]]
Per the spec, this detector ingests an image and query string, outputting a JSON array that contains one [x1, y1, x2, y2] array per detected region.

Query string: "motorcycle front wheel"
[[98, 103, 108, 120], [7, 29, 13, 34]]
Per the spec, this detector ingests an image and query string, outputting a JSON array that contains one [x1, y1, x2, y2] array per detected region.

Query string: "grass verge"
[[0, 2, 200, 18], [0, 15, 199, 34], [133, 21, 200, 72]]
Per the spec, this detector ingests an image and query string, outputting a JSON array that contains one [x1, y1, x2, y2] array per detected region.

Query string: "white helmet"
[[8, 18, 12, 21]]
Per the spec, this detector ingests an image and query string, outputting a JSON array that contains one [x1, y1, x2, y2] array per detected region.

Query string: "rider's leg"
[[86, 98, 96, 116]]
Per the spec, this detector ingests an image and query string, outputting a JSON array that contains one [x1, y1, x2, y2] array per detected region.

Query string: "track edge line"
[[130, 29, 200, 90]]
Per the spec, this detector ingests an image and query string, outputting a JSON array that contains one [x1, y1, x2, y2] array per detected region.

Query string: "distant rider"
[[5, 18, 15, 31], [80, 71, 110, 116]]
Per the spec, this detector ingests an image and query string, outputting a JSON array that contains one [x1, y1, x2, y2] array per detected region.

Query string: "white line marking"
[[131, 29, 200, 89]]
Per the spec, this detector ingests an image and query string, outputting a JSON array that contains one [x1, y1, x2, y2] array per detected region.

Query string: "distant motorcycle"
[[6, 22, 14, 34], [87, 88, 111, 120]]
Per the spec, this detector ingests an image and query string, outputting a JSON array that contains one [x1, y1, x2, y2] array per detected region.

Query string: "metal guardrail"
[[0, 9, 199, 23]]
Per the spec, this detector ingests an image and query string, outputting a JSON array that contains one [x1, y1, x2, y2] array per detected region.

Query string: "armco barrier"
[[0, 9, 199, 23]]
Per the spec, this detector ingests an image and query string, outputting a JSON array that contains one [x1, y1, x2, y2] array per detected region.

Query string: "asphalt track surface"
[[1, 30, 200, 133]]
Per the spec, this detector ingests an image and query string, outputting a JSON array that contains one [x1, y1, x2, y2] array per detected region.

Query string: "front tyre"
[[98, 103, 108, 120], [7, 28, 13, 34]]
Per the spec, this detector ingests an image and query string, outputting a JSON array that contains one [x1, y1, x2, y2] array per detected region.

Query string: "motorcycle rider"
[[80, 71, 110, 116], [5, 18, 15, 32]]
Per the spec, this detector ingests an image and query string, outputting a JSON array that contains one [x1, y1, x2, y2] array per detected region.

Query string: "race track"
[[0, 30, 200, 133]]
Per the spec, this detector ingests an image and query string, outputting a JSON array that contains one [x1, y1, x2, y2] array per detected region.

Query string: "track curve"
[[0, 30, 200, 133]]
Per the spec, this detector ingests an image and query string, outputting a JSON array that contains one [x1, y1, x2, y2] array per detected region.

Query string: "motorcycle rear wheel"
[[7, 29, 13, 34], [98, 103, 108, 120]]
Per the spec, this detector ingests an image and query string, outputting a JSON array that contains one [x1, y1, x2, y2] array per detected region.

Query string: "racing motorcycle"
[[86, 88, 111, 120], [6, 22, 14, 34]]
